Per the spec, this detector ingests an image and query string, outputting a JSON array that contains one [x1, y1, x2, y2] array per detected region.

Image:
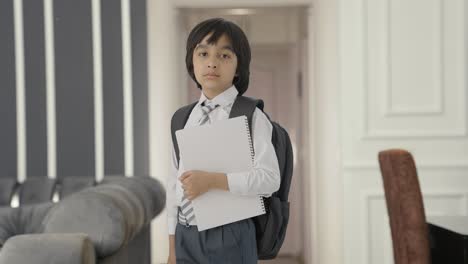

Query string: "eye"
[[221, 54, 231, 59], [198, 52, 208, 57]]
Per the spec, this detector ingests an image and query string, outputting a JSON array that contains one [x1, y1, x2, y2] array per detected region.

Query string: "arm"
[[166, 146, 179, 263], [167, 235, 176, 264], [167, 145, 179, 235], [226, 108, 281, 196]]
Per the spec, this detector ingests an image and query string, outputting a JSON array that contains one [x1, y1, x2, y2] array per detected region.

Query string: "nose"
[[207, 56, 218, 69]]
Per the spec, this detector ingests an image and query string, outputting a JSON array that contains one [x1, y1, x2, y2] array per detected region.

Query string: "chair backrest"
[[378, 149, 431, 264]]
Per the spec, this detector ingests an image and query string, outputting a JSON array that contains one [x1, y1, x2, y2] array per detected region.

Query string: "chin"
[[202, 83, 223, 90]]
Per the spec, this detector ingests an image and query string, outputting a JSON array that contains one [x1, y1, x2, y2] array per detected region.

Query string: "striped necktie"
[[179, 100, 220, 226]]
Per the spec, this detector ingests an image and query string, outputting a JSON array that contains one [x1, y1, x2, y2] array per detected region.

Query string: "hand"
[[167, 254, 176, 264], [179, 170, 214, 200], [167, 235, 176, 264], [167, 252, 176, 264]]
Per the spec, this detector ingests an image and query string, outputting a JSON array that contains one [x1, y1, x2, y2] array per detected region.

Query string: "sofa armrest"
[[0, 233, 95, 264], [42, 176, 165, 258]]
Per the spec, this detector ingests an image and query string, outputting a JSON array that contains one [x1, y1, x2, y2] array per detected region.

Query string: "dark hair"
[[185, 18, 251, 95]]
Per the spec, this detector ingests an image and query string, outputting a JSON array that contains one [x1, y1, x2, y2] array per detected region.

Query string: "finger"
[[179, 171, 191, 180], [181, 176, 192, 185], [182, 182, 190, 190]]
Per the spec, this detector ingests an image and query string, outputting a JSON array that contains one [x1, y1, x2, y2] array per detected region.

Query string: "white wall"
[[147, 0, 184, 262], [340, 0, 467, 263]]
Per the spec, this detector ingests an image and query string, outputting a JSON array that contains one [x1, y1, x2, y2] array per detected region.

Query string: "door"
[[248, 44, 303, 259]]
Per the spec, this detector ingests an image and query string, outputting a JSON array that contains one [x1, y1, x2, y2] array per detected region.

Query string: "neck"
[[202, 85, 231, 100]]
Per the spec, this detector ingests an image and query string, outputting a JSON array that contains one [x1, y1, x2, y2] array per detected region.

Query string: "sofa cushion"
[[80, 184, 145, 243], [101, 176, 166, 220], [0, 207, 15, 247], [19, 178, 56, 205], [0, 202, 53, 247], [59, 177, 95, 198], [42, 191, 126, 257], [0, 233, 95, 264], [0, 179, 16, 207]]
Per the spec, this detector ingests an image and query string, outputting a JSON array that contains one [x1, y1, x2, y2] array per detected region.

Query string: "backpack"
[[170, 95, 294, 260]]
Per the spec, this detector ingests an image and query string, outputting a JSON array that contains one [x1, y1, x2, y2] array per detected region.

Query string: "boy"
[[167, 18, 280, 264]]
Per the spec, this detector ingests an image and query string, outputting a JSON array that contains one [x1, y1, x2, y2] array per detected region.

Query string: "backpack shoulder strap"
[[229, 95, 264, 133], [171, 102, 198, 167]]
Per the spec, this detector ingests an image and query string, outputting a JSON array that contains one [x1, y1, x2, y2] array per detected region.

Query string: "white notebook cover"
[[175, 115, 266, 231]]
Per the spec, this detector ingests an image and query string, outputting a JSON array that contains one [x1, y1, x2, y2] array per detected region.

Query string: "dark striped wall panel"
[[24, 0, 48, 177], [102, 0, 125, 175], [1, 0, 149, 180], [0, 0, 17, 178], [54, 0, 95, 177], [131, 0, 149, 176]]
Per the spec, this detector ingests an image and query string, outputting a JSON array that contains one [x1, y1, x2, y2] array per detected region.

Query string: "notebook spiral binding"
[[244, 116, 255, 163], [243, 116, 266, 213], [260, 197, 266, 213]]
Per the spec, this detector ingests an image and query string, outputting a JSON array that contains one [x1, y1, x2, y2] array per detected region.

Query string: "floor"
[[259, 256, 302, 264], [156, 256, 301, 264]]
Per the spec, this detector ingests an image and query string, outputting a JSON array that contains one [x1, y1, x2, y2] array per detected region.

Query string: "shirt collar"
[[197, 85, 239, 108]]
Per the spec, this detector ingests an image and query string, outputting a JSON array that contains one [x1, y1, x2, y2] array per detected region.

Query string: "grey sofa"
[[0, 176, 165, 264]]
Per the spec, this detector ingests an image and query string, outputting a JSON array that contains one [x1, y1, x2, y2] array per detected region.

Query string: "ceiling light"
[[226, 8, 255, 15]]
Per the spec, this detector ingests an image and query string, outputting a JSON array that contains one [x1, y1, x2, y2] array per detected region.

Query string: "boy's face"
[[192, 33, 238, 96]]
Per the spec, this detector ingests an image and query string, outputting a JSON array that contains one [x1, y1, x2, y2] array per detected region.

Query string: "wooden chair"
[[378, 149, 431, 264]]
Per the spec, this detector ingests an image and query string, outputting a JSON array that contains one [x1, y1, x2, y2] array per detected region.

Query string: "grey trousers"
[[175, 219, 258, 264]]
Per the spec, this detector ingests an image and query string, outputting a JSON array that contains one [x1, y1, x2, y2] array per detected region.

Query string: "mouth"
[[204, 73, 220, 78]]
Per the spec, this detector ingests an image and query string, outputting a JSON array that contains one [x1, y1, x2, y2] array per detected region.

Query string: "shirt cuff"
[[167, 216, 177, 235], [226, 171, 248, 195]]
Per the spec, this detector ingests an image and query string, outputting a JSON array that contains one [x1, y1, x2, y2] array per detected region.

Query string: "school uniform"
[[167, 85, 281, 263]]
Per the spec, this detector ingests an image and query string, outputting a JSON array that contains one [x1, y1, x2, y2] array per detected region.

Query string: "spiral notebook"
[[175, 115, 266, 231]]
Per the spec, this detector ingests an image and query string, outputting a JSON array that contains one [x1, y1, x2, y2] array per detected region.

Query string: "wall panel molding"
[[362, 191, 468, 264], [24, 0, 48, 177], [102, 0, 125, 176], [121, 0, 134, 177], [44, 0, 57, 179], [1, 0, 148, 182], [383, 0, 444, 116], [360, 0, 466, 139], [344, 162, 468, 170], [13, 0, 26, 182], [0, 0, 17, 178], [55, 0, 95, 176]]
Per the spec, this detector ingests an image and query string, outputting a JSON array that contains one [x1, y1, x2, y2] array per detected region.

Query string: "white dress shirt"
[[166, 85, 281, 235]]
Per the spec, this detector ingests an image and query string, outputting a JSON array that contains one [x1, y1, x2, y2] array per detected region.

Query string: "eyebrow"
[[195, 44, 234, 52]]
